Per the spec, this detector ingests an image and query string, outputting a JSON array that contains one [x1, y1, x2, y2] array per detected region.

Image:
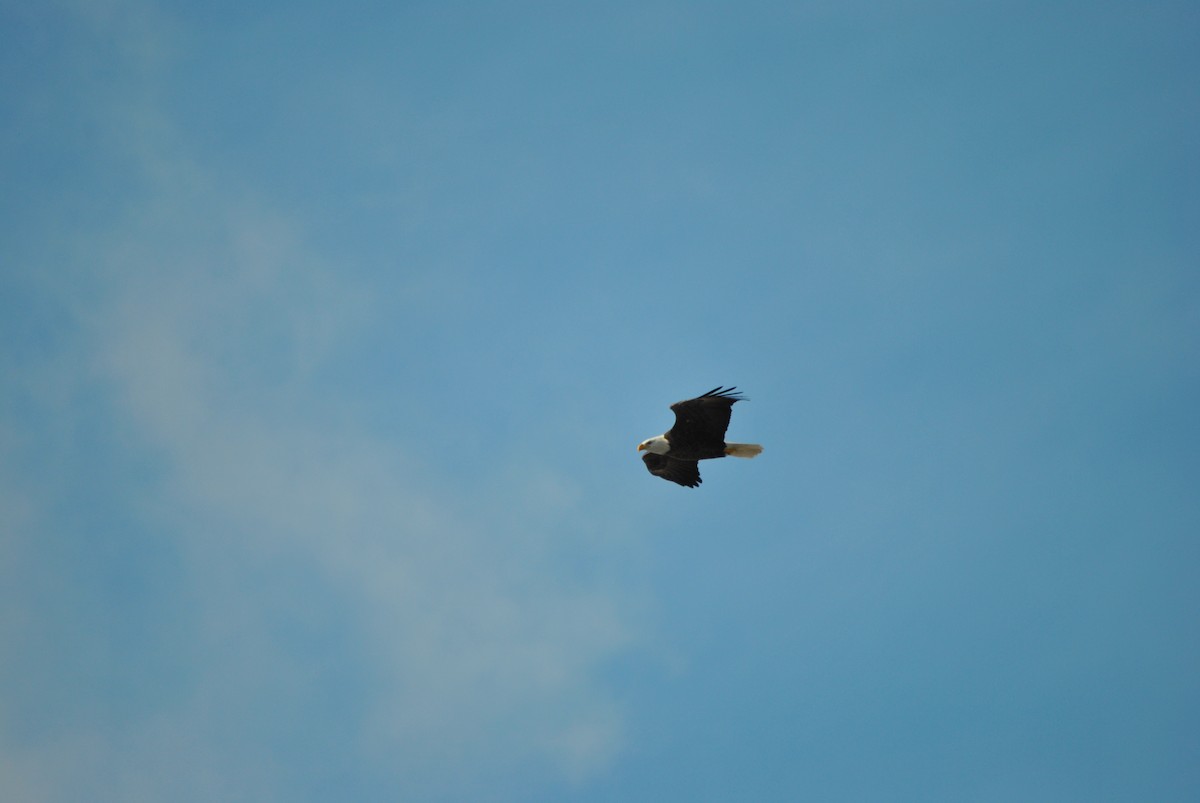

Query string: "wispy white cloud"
[[127, 173, 623, 801], [0, 5, 641, 801], [4, 164, 635, 803]]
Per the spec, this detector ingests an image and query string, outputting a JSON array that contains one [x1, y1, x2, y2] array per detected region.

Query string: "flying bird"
[[637, 386, 763, 487]]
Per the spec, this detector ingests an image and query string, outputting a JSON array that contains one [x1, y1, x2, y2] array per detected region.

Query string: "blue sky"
[[2, 1, 1198, 800]]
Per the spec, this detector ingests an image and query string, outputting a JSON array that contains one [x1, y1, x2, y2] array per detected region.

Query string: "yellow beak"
[[636, 443, 646, 451]]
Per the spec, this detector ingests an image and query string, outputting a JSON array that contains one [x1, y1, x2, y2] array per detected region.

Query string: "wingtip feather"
[[700, 385, 746, 401]]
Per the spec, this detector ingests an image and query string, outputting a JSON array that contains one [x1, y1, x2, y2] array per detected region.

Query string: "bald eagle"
[[637, 386, 763, 487]]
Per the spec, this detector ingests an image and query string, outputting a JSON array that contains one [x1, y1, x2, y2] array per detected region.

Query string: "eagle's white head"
[[637, 436, 670, 455]]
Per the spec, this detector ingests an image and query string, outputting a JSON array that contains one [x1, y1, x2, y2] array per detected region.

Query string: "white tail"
[[724, 443, 763, 458]]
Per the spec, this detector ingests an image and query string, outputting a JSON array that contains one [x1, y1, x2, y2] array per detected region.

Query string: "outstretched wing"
[[668, 386, 744, 450], [642, 453, 702, 488]]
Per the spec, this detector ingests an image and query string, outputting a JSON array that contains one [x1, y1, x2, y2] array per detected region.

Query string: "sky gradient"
[[3, 2, 1199, 801]]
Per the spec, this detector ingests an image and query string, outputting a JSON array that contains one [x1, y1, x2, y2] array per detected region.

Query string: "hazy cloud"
[[0, 9, 638, 798]]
